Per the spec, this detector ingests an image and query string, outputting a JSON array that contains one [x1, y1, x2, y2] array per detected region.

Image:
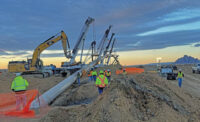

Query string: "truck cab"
[[192, 64, 200, 74]]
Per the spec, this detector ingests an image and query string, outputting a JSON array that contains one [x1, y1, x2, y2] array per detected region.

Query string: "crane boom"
[[95, 25, 112, 66], [106, 38, 116, 65], [70, 17, 94, 64], [98, 25, 112, 56], [104, 33, 115, 55], [100, 32, 114, 65]]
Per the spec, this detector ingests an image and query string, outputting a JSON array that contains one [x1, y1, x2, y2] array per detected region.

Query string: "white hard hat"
[[179, 69, 182, 71], [15, 73, 21, 76], [107, 69, 110, 71]]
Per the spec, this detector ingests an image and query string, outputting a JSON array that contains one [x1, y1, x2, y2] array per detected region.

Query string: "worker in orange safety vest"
[[96, 70, 108, 94], [88, 69, 93, 81]]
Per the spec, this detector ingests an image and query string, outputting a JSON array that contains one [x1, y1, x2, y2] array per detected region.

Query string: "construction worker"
[[123, 69, 127, 78], [88, 69, 93, 81], [103, 69, 107, 76], [177, 69, 184, 88], [92, 69, 97, 82], [106, 69, 111, 83], [11, 73, 29, 110], [77, 72, 81, 86], [96, 70, 108, 94]]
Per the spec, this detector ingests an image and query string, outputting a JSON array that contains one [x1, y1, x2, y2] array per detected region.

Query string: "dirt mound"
[[40, 73, 200, 122]]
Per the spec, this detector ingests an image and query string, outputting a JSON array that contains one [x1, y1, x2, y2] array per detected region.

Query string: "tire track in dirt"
[[181, 73, 200, 98]]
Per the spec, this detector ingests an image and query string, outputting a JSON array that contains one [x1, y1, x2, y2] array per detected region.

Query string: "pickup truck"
[[160, 67, 177, 80], [192, 64, 200, 74]]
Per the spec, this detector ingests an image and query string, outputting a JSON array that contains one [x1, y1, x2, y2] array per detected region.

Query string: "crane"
[[80, 26, 112, 67], [100, 32, 115, 65], [93, 25, 112, 67], [106, 38, 116, 65], [91, 41, 96, 61], [60, 17, 94, 76], [61, 17, 94, 67]]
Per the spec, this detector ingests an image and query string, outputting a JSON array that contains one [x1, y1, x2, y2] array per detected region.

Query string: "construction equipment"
[[159, 66, 177, 80], [100, 33, 115, 65], [192, 63, 200, 74], [31, 25, 113, 109], [91, 41, 96, 61], [94, 26, 112, 67], [83, 26, 113, 68], [60, 17, 94, 76], [8, 31, 70, 77], [106, 38, 116, 65]]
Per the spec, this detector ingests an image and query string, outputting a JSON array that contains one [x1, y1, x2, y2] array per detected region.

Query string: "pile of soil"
[[39, 73, 200, 122]]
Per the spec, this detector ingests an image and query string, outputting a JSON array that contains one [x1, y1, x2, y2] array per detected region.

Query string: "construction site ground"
[[0, 64, 200, 122]]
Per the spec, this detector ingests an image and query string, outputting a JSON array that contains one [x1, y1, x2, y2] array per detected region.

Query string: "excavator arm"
[[31, 30, 71, 67]]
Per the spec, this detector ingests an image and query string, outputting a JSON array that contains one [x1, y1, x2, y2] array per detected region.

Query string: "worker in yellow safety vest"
[[92, 69, 97, 82], [96, 70, 108, 94], [177, 69, 184, 88], [11, 73, 29, 110], [106, 69, 111, 83], [123, 69, 127, 75], [122, 68, 127, 78]]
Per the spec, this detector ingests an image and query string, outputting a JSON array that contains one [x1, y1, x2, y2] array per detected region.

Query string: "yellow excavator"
[[8, 30, 71, 77]]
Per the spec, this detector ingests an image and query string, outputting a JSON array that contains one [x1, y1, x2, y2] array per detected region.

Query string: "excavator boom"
[[31, 31, 71, 67]]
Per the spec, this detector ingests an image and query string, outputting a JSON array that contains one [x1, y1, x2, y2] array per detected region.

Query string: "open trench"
[[50, 79, 98, 107]]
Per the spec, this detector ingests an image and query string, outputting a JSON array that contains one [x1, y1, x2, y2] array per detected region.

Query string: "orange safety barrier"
[[0, 89, 48, 118], [116, 67, 144, 74]]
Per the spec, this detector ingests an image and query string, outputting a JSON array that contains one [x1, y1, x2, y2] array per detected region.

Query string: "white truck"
[[192, 64, 200, 74]]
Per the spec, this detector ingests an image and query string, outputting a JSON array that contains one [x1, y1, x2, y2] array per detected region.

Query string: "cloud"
[[160, 8, 200, 22], [0, 0, 200, 53], [0, 49, 93, 60], [126, 41, 141, 47], [116, 29, 200, 51], [138, 21, 200, 36]]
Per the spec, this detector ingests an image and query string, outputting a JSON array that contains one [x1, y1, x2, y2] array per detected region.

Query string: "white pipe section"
[[30, 59, 99, 109]]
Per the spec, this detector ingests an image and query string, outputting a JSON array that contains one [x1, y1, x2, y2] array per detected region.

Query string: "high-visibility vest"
[[104, 71, 107, 76], [123, 71, 127, 75], [88, 71, 92, 76], [99, 76, 106, 88], [106, 72, 111, 77], [11, 76, 29, 91], [92, 71, 97, 76], [96, 75, 108, 88], [177, 72, 183, 78]]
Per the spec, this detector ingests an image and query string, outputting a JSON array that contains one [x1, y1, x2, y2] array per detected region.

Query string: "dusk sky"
[[0, 0, 200, 69]]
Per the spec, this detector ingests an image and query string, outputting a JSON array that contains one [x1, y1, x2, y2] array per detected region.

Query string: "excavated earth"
[[1, 65, 200, 122], [39, 72, 200, 122]]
